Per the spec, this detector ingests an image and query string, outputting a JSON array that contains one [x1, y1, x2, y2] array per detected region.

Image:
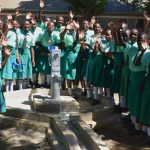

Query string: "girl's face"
[[47, 22, 55, 32], [82, 20, 89, 31], [23, 21, 31, 31], [93, 23, 101, 34], [79, 31, 85, 41], [130, 30, 138, 42], [56, 16, 64, 27], [106, 31, 112, 41], [12, 21, 18, 30], [138, 34, 149, 49], [122, 30, 130, 42], [31, 21, 37, 30]]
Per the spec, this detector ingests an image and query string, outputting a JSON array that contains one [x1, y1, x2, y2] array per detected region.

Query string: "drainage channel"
[[59, 112, 87, 150]]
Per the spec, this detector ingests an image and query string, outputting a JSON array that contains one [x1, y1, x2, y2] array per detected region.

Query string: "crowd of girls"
[[0, 1, 150, 142]]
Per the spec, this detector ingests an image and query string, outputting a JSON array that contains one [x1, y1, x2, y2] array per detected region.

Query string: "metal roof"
[[0, 0, 140, 13]]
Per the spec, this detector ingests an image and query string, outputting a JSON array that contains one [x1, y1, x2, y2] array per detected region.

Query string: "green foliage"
[[64, 0, 107, 18], [120, 0, 150, 13]]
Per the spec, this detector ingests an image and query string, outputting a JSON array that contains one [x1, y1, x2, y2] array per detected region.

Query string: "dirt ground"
[[95, 115, 150, 150]]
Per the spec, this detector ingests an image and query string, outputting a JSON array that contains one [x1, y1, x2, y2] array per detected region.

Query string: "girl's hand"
[[144, 11, 150, 21], [26, 12, 32, 19], [141, 42, 148, 50], [66, 24, 72, 30], [40, 0, 44, 8], [4, 47, 11, 56], [32, 60, 35, 67], [73, 20, 80, 29], [1, 39, 7, 46]]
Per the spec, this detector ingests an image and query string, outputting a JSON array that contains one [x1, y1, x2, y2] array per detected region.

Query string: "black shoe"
[[91, 100, 100, 105], [45, 84, 50, 88], [32, 83, 41, 89], [140, 131, 148, 138], [26, 84, 32, 89], [35, 83, 41, 88], [40, 84, 47, 88], [113, 105, 122, 113], [127, 123, 135, 131], [121, 118, 131, 125], [81, 90, 87, 96], [122, 114, 131, 121], [72, 95, 79, 100]]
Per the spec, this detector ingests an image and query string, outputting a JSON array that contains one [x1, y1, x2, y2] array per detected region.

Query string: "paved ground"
[[2, 87, 150, 149]]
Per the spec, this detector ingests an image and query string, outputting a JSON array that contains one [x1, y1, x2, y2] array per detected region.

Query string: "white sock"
[[93, 87, 98, 100], [22, 79, 27, 89], [90, 87, 93, 98], [73, 85, 78, 95], [41, 73, 46, 85], [81, 88, 84, 92], [130, 116, 136, 125], [106, 88, 111, 98], [120, 96, 126, 108], [98, 87, 103, 95], [5, 80, 10, 92], [147, 127, 150, 136], [68, 88, 72, 96], [86, 88, 91, 98], [9, 80, 14, 91], [135, 122, 142, 131], [46, 74, 51, 85], [142, 126, 147, 132], [18, 80, 23, 90]]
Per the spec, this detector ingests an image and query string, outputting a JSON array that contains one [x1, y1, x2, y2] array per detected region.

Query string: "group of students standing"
[[0, 11, 150, 141]]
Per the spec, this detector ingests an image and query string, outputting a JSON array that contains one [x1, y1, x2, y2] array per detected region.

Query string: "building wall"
[[0, 12, 145, 30]]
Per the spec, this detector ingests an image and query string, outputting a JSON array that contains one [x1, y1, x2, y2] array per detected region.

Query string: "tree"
[[64, 0, 107, 19], [120, 0, 150, 13], [120, 0, 150, 31]]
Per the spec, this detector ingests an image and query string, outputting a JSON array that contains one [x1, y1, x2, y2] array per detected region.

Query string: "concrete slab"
[[4, 89, 33, 110], [32, 93, 79, 113]]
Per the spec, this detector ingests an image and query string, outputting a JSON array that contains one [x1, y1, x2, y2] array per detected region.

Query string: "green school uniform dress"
[[17, 30, 34, 79], [81, 30, 94, 78], [111, 45, 125, 93], [139, 49, 150, 125], [75, 29, 94, 80], [86, 35, 102, 85], [54, 25, 65, 33], [128, 48, 148, 118], [102, 39, 115, 88], [0, 45, 6, 113], [31, 27, 43, 73], [61, 31, 80, 80], [74, 43, 83, 81], [37, 22, 46, 30], [2, 29, 20, 79], [119, 41, 132, 105], [37, 30, 60, 74]]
